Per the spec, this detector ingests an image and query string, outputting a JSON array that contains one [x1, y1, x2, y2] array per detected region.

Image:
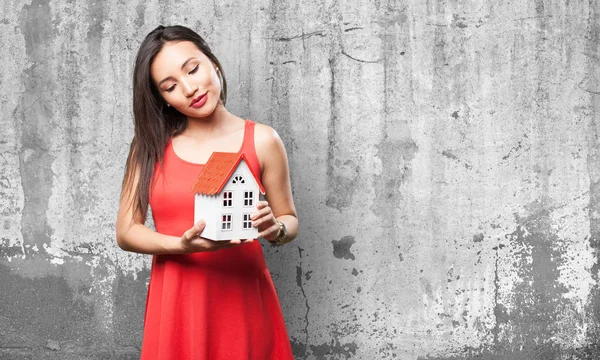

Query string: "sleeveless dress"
[[140, 119, 294, 360]]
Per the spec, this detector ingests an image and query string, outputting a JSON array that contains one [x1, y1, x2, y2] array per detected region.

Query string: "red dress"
[[140, 119, 293, 360]]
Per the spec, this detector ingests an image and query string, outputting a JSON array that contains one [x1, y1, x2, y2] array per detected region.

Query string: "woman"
[[116, 25, 298, 359]]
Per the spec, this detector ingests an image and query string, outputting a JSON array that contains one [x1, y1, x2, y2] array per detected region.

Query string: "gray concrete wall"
[[1, 0, 599, 359]]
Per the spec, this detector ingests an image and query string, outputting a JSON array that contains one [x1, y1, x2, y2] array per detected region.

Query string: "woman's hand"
[[180, 220, 253, 254], [252, 201, 280, 242]]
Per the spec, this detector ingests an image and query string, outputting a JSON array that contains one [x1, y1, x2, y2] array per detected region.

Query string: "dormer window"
[[233, 175, 245, 184]]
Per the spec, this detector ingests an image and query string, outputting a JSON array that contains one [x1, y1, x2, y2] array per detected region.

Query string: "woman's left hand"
[[252, 201, 280, 242]]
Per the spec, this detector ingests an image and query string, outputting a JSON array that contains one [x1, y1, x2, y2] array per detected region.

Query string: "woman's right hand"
[[180, 220, 253, 254]]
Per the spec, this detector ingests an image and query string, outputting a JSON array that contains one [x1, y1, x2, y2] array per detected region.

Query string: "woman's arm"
[[116, 164, 251, 254], [253, 124, 299, 244]]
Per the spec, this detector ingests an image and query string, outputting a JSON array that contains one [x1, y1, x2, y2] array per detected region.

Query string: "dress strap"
[[241, 119, 255, 151], [240, 119, 262, 181]]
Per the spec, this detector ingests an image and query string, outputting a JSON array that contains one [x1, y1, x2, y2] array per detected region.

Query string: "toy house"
[[191, 152, 265, 241]]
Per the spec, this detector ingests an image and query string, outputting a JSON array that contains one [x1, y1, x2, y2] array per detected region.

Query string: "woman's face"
[[150, 40, 221, 118]]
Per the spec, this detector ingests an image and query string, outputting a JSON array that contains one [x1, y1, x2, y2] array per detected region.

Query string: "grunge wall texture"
[[1, 0, 600, 359]]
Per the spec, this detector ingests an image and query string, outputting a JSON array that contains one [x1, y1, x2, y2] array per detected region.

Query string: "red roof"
[[191, 152, 265, 195]]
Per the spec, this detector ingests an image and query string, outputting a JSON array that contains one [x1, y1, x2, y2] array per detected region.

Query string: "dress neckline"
[[168, 119, 248, 166]]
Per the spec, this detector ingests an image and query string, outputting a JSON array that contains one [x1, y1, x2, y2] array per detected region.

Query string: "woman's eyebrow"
[[157, 57, 197, 87]]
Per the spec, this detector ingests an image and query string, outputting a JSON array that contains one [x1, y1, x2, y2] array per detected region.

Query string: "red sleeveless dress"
[[140, 119, 293, 360]]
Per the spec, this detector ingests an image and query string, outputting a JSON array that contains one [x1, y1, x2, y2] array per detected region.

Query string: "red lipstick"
[[190, 92, 208, 108]]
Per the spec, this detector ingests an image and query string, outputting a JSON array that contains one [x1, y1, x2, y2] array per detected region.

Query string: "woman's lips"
[[190, 93, 208, 108]]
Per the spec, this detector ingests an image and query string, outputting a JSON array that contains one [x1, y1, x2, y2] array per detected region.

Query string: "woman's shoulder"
[[252, 121, 284, 151], [250, 121, 287, 169]]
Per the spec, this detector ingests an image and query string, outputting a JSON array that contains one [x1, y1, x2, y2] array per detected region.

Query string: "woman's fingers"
[[183, 220, 206, 241], [181, 220, 255, 253], [209, 239, 252, 252], [187, 237, 254, 252], [255, 201, 268, 210], [252, 214, 274, 228], [226, 238, 253, 246], [252, 202, 274, 228], [259, 223, 280, 239], [251, 205, 271, 221]]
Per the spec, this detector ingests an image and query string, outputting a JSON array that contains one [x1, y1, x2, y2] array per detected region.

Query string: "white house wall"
[[194, 193, 220, 240], [194, 159, 261, 241]]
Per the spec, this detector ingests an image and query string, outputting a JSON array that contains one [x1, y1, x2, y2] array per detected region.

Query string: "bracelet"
[[271, 220, 288, 246]]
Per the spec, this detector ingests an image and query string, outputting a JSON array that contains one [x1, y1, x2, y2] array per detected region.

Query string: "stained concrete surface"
[[1, 0, 600, 359]]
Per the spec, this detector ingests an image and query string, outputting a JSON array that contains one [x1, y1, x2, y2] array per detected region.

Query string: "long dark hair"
[[121, 25, 228, 219]]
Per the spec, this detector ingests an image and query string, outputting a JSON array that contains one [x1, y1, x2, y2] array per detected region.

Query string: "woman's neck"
[[182, 103, 240, 140]]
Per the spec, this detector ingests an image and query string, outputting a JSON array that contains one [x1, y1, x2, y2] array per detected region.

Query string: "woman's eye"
[[189, 65, 199, 74], [165, 85, 175, 92]]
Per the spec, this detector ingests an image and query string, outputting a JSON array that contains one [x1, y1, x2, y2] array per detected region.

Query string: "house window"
[[242, 214, 252, 229], [222, 191, 232, 207], [244, 191, 253, 207], [222, 214, 232, 231], [233, 175, 245, 184]]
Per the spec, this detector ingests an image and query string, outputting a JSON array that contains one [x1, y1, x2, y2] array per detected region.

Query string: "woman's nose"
[[181, 80, 197, 97]]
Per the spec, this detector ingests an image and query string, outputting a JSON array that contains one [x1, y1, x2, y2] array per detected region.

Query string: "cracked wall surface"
[[1, 0, 600, 359]]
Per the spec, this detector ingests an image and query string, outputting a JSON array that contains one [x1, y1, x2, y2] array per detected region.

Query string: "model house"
[[191, 152, 265, 241]]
